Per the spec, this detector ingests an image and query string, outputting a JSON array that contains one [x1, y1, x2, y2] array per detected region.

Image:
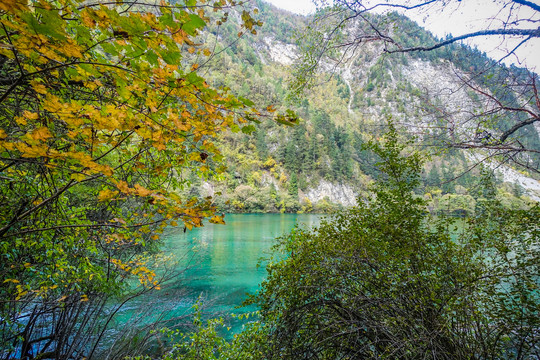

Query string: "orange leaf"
[[115, 180, 131, 194], [134, 184, 152, 197], [97, 188, 119, 201], [23, 110, 39, 120]]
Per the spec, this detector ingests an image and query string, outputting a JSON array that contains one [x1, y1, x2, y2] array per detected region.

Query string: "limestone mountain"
[[182, 0, 540, 213]]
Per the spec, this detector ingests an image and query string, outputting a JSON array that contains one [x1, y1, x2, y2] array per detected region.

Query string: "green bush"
[[249, 125, 539, 359]]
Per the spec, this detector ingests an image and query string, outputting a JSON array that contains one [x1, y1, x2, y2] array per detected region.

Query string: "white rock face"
[[494, 166, 540, 201], [305, 180, 357, 207], [200, 182, 215, 198], [260, 171, 279, 188], [400, 59, 486, 136], [262, 37, 297, 65], [467, 154, 540, 201], [534, 121, 540, 137]]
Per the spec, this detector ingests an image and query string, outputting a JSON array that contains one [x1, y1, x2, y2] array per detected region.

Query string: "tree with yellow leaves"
[[0, 0, 281, 357]]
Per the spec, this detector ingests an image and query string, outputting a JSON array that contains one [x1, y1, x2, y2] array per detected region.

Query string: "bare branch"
[[386, 28, 540, 53], [512, 0, 540, 13], [500, 116, 540, 142]]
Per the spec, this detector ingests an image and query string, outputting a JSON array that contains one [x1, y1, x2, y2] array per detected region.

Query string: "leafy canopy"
[[248, 125, 539, 359], [0, 0, 276, 356]]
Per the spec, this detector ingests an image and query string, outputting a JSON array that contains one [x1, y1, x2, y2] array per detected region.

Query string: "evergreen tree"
[[288, 172, 298, 197]]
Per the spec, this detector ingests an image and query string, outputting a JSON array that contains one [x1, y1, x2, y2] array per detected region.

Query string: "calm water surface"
[[114, 213, 322, 331], [167, 213, 322, 311]]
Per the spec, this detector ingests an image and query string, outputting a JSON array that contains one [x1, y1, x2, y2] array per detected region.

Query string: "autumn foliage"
[[0, 0, 265, 356]]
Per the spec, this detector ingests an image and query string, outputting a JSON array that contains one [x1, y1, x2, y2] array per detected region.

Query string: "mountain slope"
[[183, 0, 540, 212]]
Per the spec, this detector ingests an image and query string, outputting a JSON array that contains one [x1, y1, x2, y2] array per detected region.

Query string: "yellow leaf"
[[17, 143, 47, 157], [15, 116, 27, 125], [15, 291, 28, 300], [29, 127, 52, 141], [203, 48, 211, 56], [115, 180, 131, 194], [63, 44, 83, 58], [80, 11, 96, 27], [43, 94, 63, 113], [188, 152, 201, 161], [0, 0, 28, 12], [70, 173, 86, 181], [209, 215, 226, 225], [23, 110, 39, 120], [32, 83, 47, 94], [134, 184, 152, 197], [97, 188, 119, 201]]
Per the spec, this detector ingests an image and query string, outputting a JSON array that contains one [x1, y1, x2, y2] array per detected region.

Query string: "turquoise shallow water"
[[166, 214, 322, 313], [111, 213, 322, 334]]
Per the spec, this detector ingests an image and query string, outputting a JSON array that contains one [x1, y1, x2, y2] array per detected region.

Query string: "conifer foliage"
[[252, 125, 539, 359]]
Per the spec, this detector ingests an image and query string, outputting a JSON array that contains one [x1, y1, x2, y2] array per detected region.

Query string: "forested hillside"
[[1, 0, 538, 358], [183, 0, 540, 214]]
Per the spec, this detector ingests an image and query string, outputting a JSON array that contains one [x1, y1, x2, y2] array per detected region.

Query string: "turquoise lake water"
[[112, 213, 323, 334], [167, 213, 322, 312]]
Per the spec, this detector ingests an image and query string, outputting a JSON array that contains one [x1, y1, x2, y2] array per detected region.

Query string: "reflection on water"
[[167, 214, 322, 313], [113, 213, 322, 333]]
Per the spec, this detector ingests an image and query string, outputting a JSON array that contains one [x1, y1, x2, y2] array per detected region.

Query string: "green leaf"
[[160, 12, 175, 27], [241, 125, 256, 134], [186, 71, 204, 86], [100, 42, 119, 56], [161, 49, 181, 65], [145, 50, 159, 66], [238, 96, 255, 107], [183, 14, 206, 36]]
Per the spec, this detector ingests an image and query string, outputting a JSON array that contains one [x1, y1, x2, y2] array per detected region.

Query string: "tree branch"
[[0, 179, 76, 238], [499, 116, 540, 142], [386, 28, 540, 53], [512, 0, 540, 13]]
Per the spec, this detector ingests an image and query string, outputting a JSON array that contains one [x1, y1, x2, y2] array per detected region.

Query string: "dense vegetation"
[[175, 0, 538, 214], [1, 0, 539, 358], [250, 127, 539, 359], [0, 0, 274, 357], [158, 126, 540, 359]]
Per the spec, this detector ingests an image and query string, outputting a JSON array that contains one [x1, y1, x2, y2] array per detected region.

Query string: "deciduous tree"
[[0, 0, 285, 357], [250, 125, 539, 359]]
